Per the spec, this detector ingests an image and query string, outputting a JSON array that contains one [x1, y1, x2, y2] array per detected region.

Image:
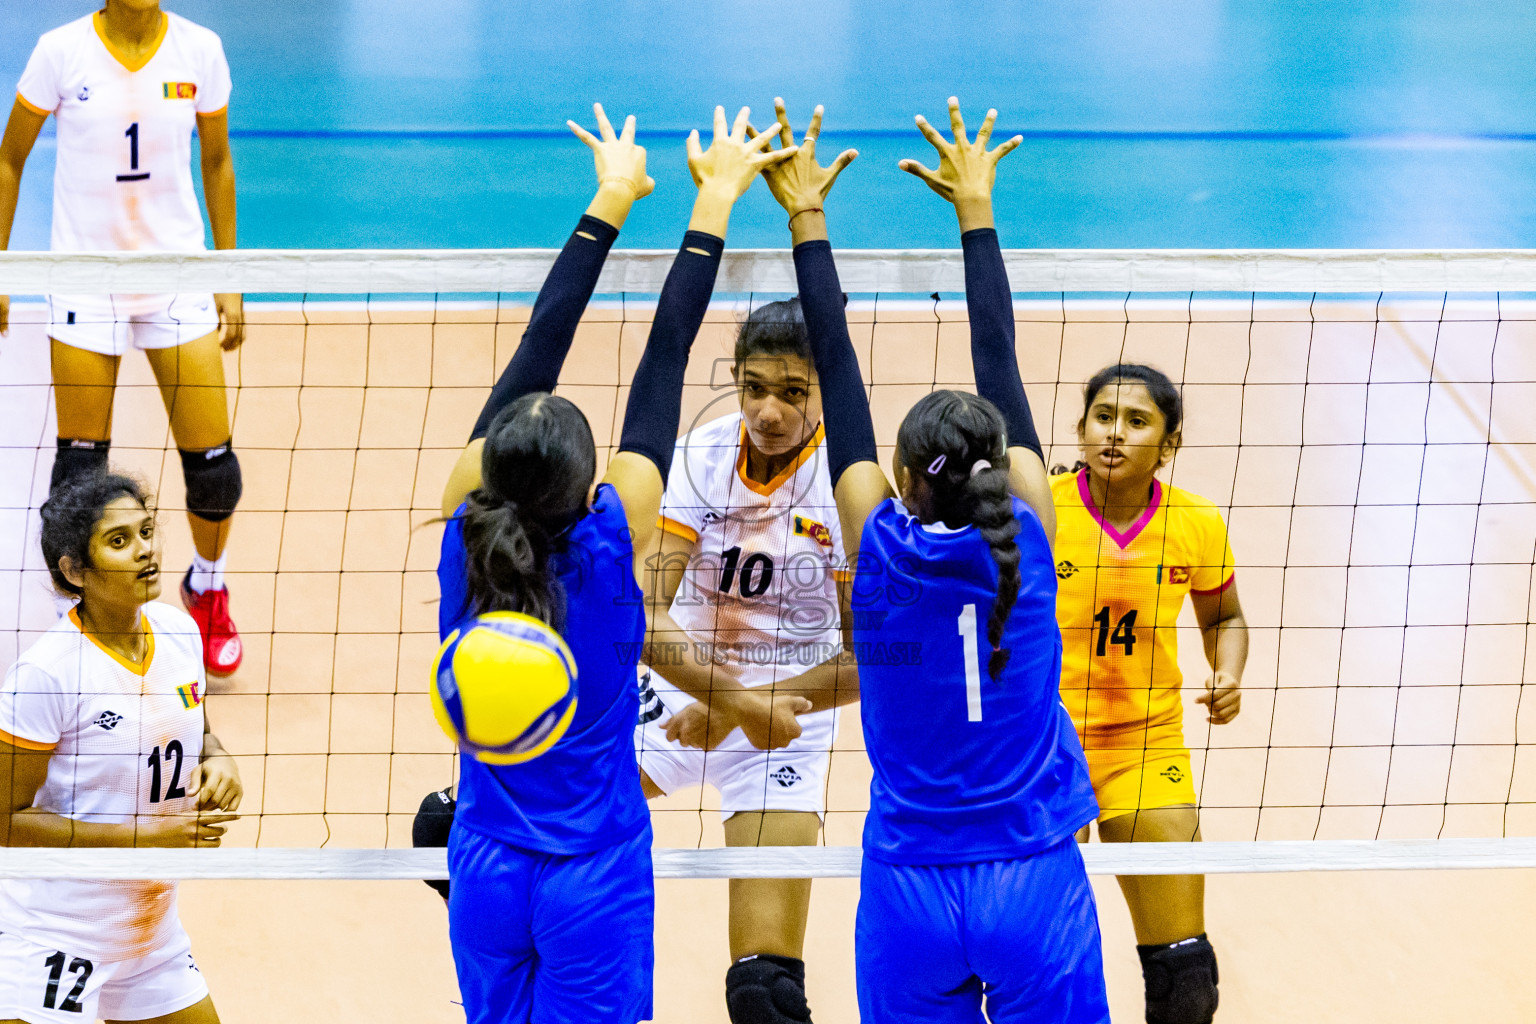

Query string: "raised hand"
[[687, 105, 798, 203], [568, 102, 655, 200], [748, 98, 858, 220], [900, 97, 1022, 212]]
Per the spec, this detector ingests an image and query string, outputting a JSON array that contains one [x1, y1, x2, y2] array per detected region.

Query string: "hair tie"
[[969, 459, 992, 478], [926, 454, 947, 475]]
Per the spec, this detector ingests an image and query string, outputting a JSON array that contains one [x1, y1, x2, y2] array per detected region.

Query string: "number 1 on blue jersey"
[[958, 604, 983, 722]]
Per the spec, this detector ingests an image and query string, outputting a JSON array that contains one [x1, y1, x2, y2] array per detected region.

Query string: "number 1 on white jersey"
[[958, 603, 983, 722]]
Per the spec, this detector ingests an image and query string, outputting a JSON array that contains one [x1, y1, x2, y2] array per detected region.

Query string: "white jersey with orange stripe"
[[16, 11, 231, 315], [651, 412, 847, 751], [0, 601, 207, 961]]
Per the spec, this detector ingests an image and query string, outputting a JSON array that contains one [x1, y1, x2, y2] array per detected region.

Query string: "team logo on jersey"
[[163, 82, 198, 100], [1056, 560, 1079, 580], [1157, 564, 1190, 585], [793, 515, 833, 550], [77, 85, 90, 102], [177, 682, 204, 709], [769, 765, 802, 788], [1160, 763, 1186, 784], [93, 710, 123, 731]]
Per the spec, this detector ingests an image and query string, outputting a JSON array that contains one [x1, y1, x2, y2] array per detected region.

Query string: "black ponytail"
[[896, 390, 1021, 680], [459, 393, 596, 632]]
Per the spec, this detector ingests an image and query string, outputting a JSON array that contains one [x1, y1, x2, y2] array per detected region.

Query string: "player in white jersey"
[[637, 105, 860, 1021], [0, 470, 241, 1024], [0, 0, 247, 678]]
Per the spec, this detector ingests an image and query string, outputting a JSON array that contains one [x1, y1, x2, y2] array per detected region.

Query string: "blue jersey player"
[[765, 98, 1111, 1023], [435, 104, 799, 1024]]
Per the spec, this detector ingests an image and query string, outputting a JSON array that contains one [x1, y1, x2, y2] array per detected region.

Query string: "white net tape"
[[6, 840, 1536, 880], [7, 247, 1536, 293]]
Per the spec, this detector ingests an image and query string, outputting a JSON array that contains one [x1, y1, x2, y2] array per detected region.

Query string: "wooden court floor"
[[4, 298, 1536, 1021]]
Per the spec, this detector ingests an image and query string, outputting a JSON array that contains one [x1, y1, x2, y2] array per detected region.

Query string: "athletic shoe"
[[181, 571, 243, 676]]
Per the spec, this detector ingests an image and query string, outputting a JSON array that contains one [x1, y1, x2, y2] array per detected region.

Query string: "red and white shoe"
[[181, 572, 243, 677]]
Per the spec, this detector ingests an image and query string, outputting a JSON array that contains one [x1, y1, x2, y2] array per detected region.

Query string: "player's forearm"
[[200, 153, 237, 250], [585, 180, 640, 231], [0, 161, 22, 250], [1203, 613, 1248, 680], [644, 608, 745, 700], [777, 652, 860, 713], [3, 809, 136, 848]]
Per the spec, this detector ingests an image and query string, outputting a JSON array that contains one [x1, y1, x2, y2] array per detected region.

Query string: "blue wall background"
[[7, 0, 1536, 249]]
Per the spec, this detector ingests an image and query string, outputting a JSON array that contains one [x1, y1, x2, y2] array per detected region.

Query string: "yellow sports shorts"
[[1082, 733, 1197, 823]]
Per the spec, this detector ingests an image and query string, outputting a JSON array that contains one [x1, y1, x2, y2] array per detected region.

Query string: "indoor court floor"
[[4, 294, 1536, 1021]]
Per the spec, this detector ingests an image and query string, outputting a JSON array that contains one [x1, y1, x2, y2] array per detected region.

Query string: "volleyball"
[[430, 611, 579, 765]]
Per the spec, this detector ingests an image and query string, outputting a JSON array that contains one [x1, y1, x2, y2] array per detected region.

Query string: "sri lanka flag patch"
[[177, 682, 203, 709], [793, 514, 833, 550], [162, 82, 197, 100]]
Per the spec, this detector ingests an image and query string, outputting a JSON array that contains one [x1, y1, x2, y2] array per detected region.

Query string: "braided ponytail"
[[897, 390, 1022, 680]]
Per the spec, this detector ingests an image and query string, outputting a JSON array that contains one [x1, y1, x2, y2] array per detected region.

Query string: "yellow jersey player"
[[1, 0, 246, 676], [1051, 363, 1248, 1024]]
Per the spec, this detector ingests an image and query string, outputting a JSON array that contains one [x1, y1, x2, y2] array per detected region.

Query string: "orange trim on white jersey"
[[734, 422, 826, 497], [14, 92, 51, 117], [0, 727, 57, 752], [92, 11, 169, 73], [68, 608, 156, 676], [657, 516, 700, 544]]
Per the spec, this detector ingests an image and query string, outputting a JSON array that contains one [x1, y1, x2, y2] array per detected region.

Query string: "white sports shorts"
[[635, 668, 831, 818], [48, 293, 220, 356], [0, 921, 209, 1024]]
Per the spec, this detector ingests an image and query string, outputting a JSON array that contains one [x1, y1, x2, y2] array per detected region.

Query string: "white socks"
[[188, 552, 227, 594]]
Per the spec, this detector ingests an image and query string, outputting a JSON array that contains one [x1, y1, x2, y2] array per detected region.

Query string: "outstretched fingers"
[[898, 158, 946, 190], [914, 113, 950, 154], [773, 97, 795, 148], [947, 96, 968, 145], [620, 113, 637, 144], [976, 107, 997, 146], [712, 104, 729, 142], [567, 119, 600, 149], [730, 105, 752, 141], [991, 134, 1024, 162], [827, 147, 859, 181], [805, 103, 825, 142], [593, 101, 618, 141]]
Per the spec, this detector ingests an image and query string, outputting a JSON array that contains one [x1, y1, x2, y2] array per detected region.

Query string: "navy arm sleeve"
[[615, 230, 724, 481], [470, 214, 620, 441], [961, 227, 1043, 460], [793, 240, 877, 487]]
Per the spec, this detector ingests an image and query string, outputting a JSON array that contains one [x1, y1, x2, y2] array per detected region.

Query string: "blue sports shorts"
[[448, 823, 653, 1024], [856, 838, 1109, 1024]]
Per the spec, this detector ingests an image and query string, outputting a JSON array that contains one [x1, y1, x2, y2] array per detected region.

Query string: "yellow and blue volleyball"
[[430, 611, 578, 765]]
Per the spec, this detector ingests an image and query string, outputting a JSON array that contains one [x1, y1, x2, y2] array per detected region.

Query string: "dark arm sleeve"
[[793, 239, 877, 487], [962, 227, 1043, 460], [469, 214, 620, 440], [615, 230, 724, 480]]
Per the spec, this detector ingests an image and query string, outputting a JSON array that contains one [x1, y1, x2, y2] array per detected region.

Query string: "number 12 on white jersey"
[[958, 604, 983, 722]]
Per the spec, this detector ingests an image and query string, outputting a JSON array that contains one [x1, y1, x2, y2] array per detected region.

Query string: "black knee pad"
[[1138, 934, 1218, 1024], [180, 443, 242, 522], [51, 438, 110, 491], [411, 787, 455, 900], [725, 954, 812, 1024]]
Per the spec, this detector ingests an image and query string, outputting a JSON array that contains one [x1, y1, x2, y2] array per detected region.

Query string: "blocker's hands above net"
[[900, 96, 1023, 205], [568, 102, 655, 199], [686, 105, 798, 202], [747, 98, 859, 218]]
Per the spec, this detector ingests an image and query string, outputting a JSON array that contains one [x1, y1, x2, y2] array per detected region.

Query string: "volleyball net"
[[3, 247, 1536, 880]]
